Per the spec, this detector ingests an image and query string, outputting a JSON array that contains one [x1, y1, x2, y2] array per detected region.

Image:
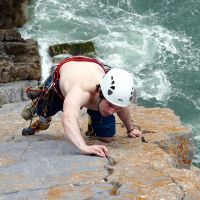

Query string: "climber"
[[21, 56, 142, 157]]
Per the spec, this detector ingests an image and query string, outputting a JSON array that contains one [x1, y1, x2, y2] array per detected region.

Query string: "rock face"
[[0, 80, 38, 105], [0, 102, 199, 199], [0, 0, 41, 105], [0, 0, 30, 28], [0, 29, 41, 83], [49, 41, 97, 63]]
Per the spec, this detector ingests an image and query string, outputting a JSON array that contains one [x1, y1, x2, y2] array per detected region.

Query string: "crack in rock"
[[110, 181, 122, 195], [103, 155, 122, 196], [0, 183, 70, 196], [170, 176, 186, 200]]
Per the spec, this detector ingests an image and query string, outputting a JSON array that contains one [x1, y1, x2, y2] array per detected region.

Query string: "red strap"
[[26, 86, 46, 94]]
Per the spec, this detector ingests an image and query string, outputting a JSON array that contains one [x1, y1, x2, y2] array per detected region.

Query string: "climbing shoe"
[[21, 102, 36, 121], [22, 117, 52, 136]]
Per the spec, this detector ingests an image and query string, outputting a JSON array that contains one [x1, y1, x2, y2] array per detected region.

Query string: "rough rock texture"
[[49, 41, 97, 63], [0, 0, 30, 28], [0, 29, 41, 83], [0, 102, 199, 199], [0, 80, 38, 105], [0, 1, 41, 102]]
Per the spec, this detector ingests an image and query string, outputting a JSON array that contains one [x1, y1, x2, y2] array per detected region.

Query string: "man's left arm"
[[117, 107, 142, 138]]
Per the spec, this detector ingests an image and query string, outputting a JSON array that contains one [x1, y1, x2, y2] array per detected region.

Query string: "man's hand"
[[128, 128, 142, 138], [81, 145, 109, 158]]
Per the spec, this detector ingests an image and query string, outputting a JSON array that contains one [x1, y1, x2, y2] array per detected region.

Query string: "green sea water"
[[19, 0, 200, 166]]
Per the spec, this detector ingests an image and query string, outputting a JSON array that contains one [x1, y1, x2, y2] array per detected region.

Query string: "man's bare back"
[[59, 61, 105, 98]]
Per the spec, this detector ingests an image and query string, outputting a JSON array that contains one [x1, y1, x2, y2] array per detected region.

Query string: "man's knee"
[[98, 137, 114, 143]]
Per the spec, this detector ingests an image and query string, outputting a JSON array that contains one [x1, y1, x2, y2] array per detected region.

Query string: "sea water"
[[19, 0, 200, 167]]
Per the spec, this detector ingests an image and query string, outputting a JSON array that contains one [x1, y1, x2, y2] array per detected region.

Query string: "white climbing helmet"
[[100, 68, 134, 107]]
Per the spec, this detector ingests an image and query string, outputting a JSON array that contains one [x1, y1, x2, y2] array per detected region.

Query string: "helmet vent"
[[129, 87, 134, 101], [107, 76, 116, 95], [118, 99, 123, 102], [108, 89, 113, 95], [110, 86, 115, 90], [111, 76, 115, 83]]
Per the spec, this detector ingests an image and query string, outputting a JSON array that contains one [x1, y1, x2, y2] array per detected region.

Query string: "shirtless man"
[[21, 56, 142, 157]]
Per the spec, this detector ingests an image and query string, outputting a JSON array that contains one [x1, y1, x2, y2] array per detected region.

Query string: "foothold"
[[107, 156, 117, 166]]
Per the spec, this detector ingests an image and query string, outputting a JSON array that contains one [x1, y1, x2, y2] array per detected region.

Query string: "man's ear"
[[130, 89, 137, 104]]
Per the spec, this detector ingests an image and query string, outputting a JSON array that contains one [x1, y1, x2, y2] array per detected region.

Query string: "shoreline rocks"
[[0, 29, 41, 83], [0, 80, 38, 105], [0, 0, 31, 28], [0, 1, 41, 106]]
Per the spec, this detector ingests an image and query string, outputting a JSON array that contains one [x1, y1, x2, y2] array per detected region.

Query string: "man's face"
[[98, 99, 123, 117]]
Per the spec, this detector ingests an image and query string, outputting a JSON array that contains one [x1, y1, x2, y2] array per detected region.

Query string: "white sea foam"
[[19, 0, 197, 102], [136, 70, 171, 102]]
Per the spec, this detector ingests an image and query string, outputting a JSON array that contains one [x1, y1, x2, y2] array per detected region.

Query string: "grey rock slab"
[[0, 81, 38, 105], [0, 183, 120, 200], [0, 140, 107, 197]]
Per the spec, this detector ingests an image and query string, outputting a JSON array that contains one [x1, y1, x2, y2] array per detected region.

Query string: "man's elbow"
[[99, 137, 114, 143]]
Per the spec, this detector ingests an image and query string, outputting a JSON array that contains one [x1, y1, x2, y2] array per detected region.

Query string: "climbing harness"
[[21, 56, 110, 135]]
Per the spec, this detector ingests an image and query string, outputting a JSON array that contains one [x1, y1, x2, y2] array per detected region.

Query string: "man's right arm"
[[62, 85, 108, 157]]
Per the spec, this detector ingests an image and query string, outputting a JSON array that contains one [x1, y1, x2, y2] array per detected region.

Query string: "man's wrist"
[[127, 124, 141, 134], [127, 127, 134, 134]]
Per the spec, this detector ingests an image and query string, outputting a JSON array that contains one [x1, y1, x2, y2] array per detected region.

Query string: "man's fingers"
[[84, 145, 109, 158], [95, 145, 109, 157], [128, 129, 143, 138], [96, 150, 106, 157], [128, 133, 136, 138], [93, 148, 106, 157], [99, 145, 109, 156]]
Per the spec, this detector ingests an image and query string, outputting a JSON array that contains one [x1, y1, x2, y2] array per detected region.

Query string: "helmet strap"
[[96, 84, 105, 110]]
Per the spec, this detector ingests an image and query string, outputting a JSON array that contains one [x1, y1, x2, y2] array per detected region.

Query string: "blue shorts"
[[87, 109, 116, 137]]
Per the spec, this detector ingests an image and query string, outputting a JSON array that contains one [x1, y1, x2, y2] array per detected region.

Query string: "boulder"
[[49, 41, 97, 63]]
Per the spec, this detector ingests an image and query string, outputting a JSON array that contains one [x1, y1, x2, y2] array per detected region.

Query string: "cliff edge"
[[0, 102, 199, 199]]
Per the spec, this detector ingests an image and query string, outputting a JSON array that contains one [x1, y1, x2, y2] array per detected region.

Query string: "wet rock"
[[0, 29, 23, 41], [49, 41, 97, 63]]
